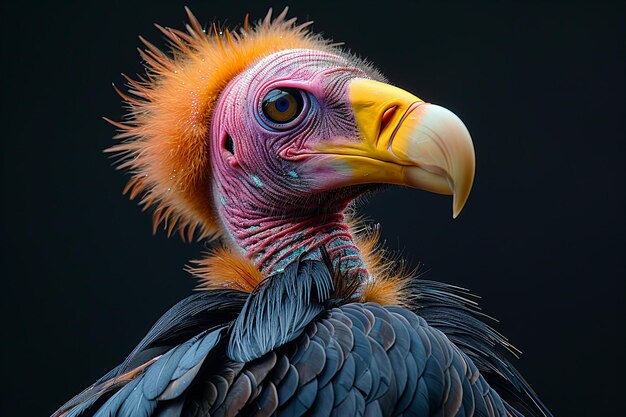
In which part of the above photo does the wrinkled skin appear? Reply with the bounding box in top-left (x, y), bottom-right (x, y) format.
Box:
top-left (210, 49), bottom-right (383, 276)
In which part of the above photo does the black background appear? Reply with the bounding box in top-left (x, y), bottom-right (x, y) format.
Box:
top-left (1, 1), bottom-right (623, 416)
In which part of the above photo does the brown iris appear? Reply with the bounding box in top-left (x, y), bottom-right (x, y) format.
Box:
top-left (261, 88), bottom-right (304, 125)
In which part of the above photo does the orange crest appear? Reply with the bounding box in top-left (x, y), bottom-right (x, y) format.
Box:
top-left (106, 8), bottom-right (335, 241)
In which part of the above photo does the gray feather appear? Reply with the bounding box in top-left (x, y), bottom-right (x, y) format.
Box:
top-left (228, 261), bottom-right (333, 362)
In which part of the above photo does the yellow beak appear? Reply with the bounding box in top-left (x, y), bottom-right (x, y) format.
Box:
top-left (316, 79), bottom-right (475, 218)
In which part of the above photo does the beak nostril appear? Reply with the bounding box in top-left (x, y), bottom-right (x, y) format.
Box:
top-left (380, 106), bottom-right (397, 133)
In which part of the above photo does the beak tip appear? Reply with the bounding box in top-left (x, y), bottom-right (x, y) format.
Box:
top-left (451, 182), bottom-right (472, 219)
top-left (452, 203), bottom-right (462, 219)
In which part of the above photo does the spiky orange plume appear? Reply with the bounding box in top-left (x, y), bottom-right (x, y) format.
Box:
top-left (190, 246), bottom-right (265, 292)
top-left (106, 7), bottom-right (335, 241)
top-left (351, 220), bottom-right (415, 306)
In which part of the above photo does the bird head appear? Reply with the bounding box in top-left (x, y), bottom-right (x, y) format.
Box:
top-left (109, 8), bottom-right (475, 293)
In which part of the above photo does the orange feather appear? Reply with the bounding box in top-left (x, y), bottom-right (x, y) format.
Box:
top-left (107, 8), bottom-right (335, 241)
top-left (351, 219), bottom-right (415, 306)
top-left (190, 246), bottom-right (265, 293)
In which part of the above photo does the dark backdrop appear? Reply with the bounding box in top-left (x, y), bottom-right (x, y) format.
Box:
top-left (1, 1), bottom-right (623, 416)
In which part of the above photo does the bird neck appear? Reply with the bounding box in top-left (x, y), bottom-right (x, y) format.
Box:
top-left (217, 201), bottom-right (368, 280)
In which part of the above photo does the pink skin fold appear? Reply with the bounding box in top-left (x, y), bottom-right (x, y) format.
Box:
top-left (209, 49), bottom-right (384, 277)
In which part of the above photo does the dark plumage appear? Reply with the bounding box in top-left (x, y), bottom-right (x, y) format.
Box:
top-left (53, 259), bottom-right (549, 416)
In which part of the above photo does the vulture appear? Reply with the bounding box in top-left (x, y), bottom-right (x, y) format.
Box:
top-left (53, 8), bottom-right (551, 417)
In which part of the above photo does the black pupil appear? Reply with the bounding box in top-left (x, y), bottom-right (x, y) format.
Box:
top-left (262, 88), bottom-right (304, 125)
top-left (276, 97), bottom-right (289, 112)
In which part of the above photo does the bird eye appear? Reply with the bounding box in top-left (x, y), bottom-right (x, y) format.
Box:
top-left (261, 88), bottom-right (305, 126)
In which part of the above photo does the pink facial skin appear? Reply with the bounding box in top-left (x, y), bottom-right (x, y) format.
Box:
top-left (209, 49), bottom-right (385, 277)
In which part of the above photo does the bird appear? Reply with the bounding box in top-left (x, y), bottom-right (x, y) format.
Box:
top-left (52, 7), bottom-right (551, 417)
